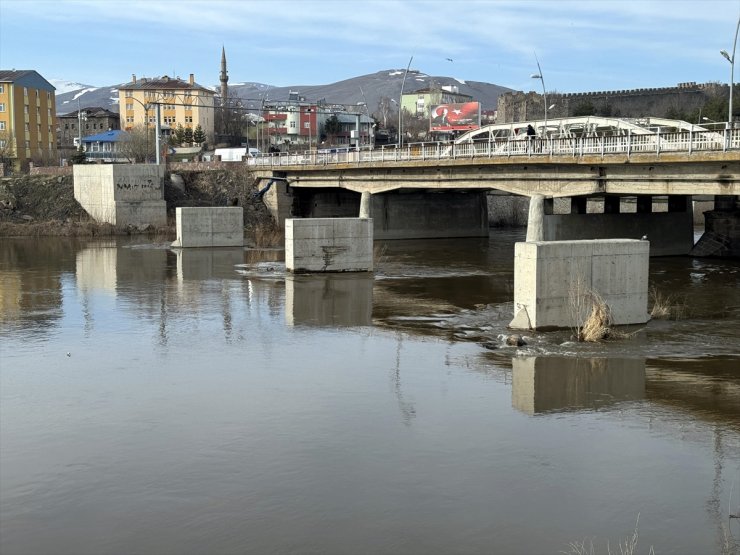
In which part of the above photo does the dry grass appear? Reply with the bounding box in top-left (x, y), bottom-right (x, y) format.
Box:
top-left (648, 286), bottom-right (688, 320)
top-left (0, 219), bottom-right (158, 237)
top-left (579, 291), bottom-right (613, 342)
top-left (374, 243), bottom-right (388, 270)
top-left (569, 274), bottom-right (632, 342)
top-left (563, 514), bottom-right (655, 555)
top-left (250, 221), bottom-right (284, 248)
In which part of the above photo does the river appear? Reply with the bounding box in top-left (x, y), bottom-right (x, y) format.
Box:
top-left (1, 230), bottom-right (739, 554)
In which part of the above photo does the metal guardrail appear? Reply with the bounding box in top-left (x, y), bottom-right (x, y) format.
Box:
top-left (247, 128), bottom-right (740, 168)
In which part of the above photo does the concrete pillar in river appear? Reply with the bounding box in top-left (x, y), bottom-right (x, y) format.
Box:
top-left (526, 194), bottom-right (545, 242)
top-left (359, 191), bottom-right (372, 218)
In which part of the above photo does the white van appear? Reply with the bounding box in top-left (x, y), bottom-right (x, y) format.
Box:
top-left (214, 147), bottom-right (261, 161)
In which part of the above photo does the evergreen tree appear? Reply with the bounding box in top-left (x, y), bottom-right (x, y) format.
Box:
top-left (174, 124), bottom-right (185, 146)
top-left (183, 126), bottom-right (194, 145)
top-left (70, 146), bottom-right (87, 165)
top-left (193, 124), bottom-right (206, 145)
top-left (323, 115), bottom-right (342, 143)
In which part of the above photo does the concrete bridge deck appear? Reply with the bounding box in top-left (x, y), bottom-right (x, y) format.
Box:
top-left (250, 128), bottom-right (740, 197)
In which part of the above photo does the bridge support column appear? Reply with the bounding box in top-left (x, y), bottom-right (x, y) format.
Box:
top-left (285, 217), bottom-right (373, 273)
top-left (691, 195), bottom-right (740, 258)
top-left (359, 191), bottom-right (372, 218)
top-left (526, 194), bottom-right (546, 242)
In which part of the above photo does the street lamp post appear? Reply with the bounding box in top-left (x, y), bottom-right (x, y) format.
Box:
top-left (76, 98), bottom-right (87, 154)
top-left (398, 55), bottom-right (413, 148)
top-left (720, 13), bottom-right (740, 126)
top-left (530, 53), bottom-right (548, 137)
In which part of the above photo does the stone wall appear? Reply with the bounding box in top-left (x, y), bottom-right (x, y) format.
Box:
top-left (497, 82), bottom-right (728, 123)
top-left (29, 165), bottom-right (73, 176)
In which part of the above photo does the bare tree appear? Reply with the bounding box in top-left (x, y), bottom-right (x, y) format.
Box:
top-left (118, 125), bottom-right (154, 163)
top-left (376, 96), bottom-right (395, 130)
top-left (0, 130), bottom-right (16, 169)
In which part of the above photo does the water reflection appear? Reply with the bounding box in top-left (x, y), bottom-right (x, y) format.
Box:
top-left (285, 273), bottom-right (373, 327)
top-left (2, 235), bottom-right (740, 555)
top-left (512, 356), bottom-right (646, 414)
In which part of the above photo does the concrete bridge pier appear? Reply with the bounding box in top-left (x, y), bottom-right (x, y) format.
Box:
top-left (359, 191), bottom-right (372, 218)
top-left (691, 195), bottom-right (740, 257)
top-left (525, 194), bottom-right (545, 242)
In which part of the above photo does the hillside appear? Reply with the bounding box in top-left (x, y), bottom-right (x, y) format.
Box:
top-left (55, 69), bottom-right (512, 116)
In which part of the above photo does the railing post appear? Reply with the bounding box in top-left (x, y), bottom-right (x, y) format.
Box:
top-left (627, 130), bottom-right (631, 158)
top-left (688, 128), bottom-right (692, 155)
top-left (656, 129), bottom-right (660, 155)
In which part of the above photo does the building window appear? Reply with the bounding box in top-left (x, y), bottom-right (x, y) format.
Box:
top-left (185, 116), bottom-right (193, 123)
top-left (125, 90), bottom-right (132, 97)
top-left (0, 121), bottom-right (4, 130)
top-left (289, 121), bottom-right (296, 129)
top-left (64, 123), bottom-right (69, 130)
top-left (24, 106), bottom-right (29, 114)
top-left (24, 87), bottom-right (28, 96)
top-left (0, 85), bottom-right (4, 93)
top-left (25, 140), bottom-right (30, 148)
top-left (47, 92), bottom-right (51, 101)
top-left (25, 123), bottom-right (29, 133)
top-left (0, 140), bottom-right (5, 148)
top-left (126, 116), bottom-right (134, 123)
top-left (0, 103), bottom-right (5, 112)
top-left (126, 103), bottom-right (133, 111)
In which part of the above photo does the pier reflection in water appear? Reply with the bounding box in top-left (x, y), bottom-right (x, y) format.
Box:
top-left (1, 234), bottom-right (739, 555)
top-left (285, 273), bottom-right (373, 327)
top-left (512, 356), bottom-right (646, 414)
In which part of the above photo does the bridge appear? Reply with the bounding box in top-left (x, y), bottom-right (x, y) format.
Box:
top-left (245, 117), bottom-right (740, 257)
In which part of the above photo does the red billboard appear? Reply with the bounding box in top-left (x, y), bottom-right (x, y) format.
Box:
top-left (430, 102), bottom-right (481, 131)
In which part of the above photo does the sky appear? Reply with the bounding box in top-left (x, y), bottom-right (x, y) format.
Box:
top-left (1, 0), bottom-right (739, 94)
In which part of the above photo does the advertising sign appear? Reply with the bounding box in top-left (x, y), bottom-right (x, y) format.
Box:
top-left (430, 102), bottom-right (481, 131)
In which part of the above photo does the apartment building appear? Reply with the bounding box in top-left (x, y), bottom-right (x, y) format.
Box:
top-left (0, 70), bottom-right (57, 172)
top-left (264, 92), bottom-right (374, 149)
top-left (118, 74), bottom-right (215, 142)
top-left (57, 107), bottom-right (120, 159)
top-left (400, 85), bottom-right (473, 118)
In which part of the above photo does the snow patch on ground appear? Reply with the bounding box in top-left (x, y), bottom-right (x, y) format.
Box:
top-left (454, 78), bottom-right (467, 84)
top-left (388, 71), bottom-right (403, 76)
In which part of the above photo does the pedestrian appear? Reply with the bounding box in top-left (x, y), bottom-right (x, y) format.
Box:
top-left (526, 124), bottom-right (536, 137)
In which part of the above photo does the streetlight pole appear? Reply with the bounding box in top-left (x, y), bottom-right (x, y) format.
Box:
top-left (720, 13), bottom-right (740, 126)
top-left (530, 53), bottom-right (548, 137)
top-left (76, 98), bottom-right (87, 153)
top-left (398, 55), bottom-right (413, 148)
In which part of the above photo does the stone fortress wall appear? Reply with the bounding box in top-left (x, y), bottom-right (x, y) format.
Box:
top-left (497, 82), bottom-right (729, 123)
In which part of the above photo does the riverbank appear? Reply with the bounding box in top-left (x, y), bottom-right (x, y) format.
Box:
top-left (0, 170), bottom-right (276, 242)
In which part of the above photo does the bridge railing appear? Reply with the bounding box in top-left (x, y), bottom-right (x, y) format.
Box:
top-left (248, 127), bottom-right (740, 168)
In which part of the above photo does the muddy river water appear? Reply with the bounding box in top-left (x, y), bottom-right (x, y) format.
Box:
top-left (1, 230), bottom-right (739, 554)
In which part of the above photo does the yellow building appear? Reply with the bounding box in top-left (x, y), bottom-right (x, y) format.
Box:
top-left (118, 74), bottom-right (215, 142)
top-left (0, 70), bottom-right (57, 172)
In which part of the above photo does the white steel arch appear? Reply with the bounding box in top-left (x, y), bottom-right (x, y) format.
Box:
top-left (455, 116), bottom-right (709, 143)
